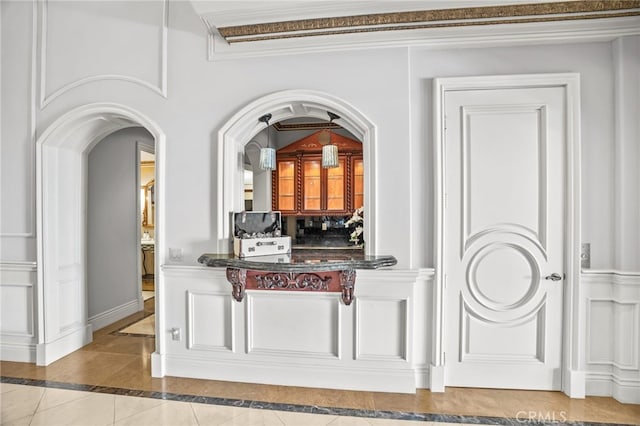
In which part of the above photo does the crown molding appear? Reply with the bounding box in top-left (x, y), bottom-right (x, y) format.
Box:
top-left (200, 1), bottom-right (640, 61)
top-left (216, 1), bottom-right (640, 43)
top-left (195, 1), bottom-right (567, 28)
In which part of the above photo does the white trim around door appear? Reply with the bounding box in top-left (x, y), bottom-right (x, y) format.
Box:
top-left (432, 73), bottom-right (582, 397)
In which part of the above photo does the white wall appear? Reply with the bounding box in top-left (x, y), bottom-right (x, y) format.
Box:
top-left (87, 127), bottom-right (153, 327)
top-left (613, 36), bottom-right (640, 272)
top-left (409, 42), bottom-right (618, 270)
top-left (1, 1), bottom-right (36, 262)
top-left (0, 0), bottom-right (638, 398)
top-left (2, 1), bottom-right (637, 270)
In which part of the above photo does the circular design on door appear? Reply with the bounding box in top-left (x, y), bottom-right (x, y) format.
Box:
top-left (466, 243), bottom-right (540, 311)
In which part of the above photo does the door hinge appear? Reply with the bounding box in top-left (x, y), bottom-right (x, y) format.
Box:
top-left (443, 352), bottom-right (446, 365)
top-left (444, 115), bottom-right (448, 131)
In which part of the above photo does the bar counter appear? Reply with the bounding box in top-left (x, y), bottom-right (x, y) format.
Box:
top-left (198, 250), bottom-right (397, 305)
top-left (197, 250), bottom-right (396, 272)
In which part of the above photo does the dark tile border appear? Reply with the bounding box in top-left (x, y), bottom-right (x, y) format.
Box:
top-left (0, 376), bottom-right (634, 426)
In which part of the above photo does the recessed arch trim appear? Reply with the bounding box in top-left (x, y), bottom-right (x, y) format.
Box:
top-left (217, 89), bottom-right (377, 253)
top-left (35, 102), bottom-right (166, 366)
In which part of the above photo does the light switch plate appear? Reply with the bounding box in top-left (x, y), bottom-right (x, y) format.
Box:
top-left (581, 243), bottom-right (590, 269)
top-left (169, 248), bottom-right (183, 262)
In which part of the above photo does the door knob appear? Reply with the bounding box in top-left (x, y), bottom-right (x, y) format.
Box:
top-left (545, 273), bottom-right (563, 281)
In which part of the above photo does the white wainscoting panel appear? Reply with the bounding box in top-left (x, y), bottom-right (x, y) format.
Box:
top-left (614, 302), bottom-right (639, 370)
top-left (247, 292), bottom-right (340, 359)
top-left (356, 298), bottom-right (407, 361)
top-left (159, 266), bottom-right (420, 393)
top-left (0, 262), bottom-right (37, 362)
top-left (1, 284), bottom-right (34, 336)
top-left (587, 300), bottom-right (615, 363)
top-left (461, 302), bottom-right (545, 364)
top-left (582, 271), bottom-right (640, 403)
top-left (188, 291), bottom-right (232, 352)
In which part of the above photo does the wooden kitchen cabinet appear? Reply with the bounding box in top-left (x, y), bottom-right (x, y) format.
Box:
top-left (272, 130), bottom-right (362, 215)
top-left (326, 158), bottom-right (345, 211)
top-left (276, 159), bottom-right (296, 212)
top-left (352, 157), bottom-right (364, 210)
top-left (303, 158), bottom-right (322, 211)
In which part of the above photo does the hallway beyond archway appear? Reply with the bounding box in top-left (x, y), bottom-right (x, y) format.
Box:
top-left (36, 104), bottom-right (165, 366)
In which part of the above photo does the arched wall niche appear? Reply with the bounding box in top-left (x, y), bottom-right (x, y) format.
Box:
top-left (217, 89), bottom-right (377, 253)
top-left (36, 103), bottom-right (166, 365)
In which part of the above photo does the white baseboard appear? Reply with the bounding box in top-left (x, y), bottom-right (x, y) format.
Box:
top-left (151, 352), bottom-right (165, 377)
top-left (89, 299), bottom-right (140, 331)
top-left (613, 378), bottom-right (640, 404)
top-left (429, 364), bottom-right (445, 392)
top-left (162, 354), bottom-right (416, 393)
top-left (36, 324), bottom-right (92, 366)
top-left (0, 342), bottom-right (36, 363)
top-left (414, 366), bottom-right (430, 389)
top-left (587, 372), bottom-right (640, 404)
top-left (563, 369), bottom-right (586, 398)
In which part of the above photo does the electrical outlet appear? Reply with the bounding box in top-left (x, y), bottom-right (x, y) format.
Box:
top-left (581, 243), bottom-right (590, 269)
top-left (170, 327), bottom-right (181, 341)
top-left (169, 248), bottom-right (183, 262)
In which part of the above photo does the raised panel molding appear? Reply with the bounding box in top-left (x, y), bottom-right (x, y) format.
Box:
top-left (0, 262), bottom-right (37, 362)
top-left (0, 262), bottom-right (37, 337)
top-left (157, 265), bottom-right (421, 393)
top-left (246, 292), bottom-right (340, 359)
top-left (459, 295), bottom-right (547, 364)
top-left (187, 291), bottom-right (233, 352)
top-left (356, 298), bottom-right (408, 361)
top-left (37, 0), bottom-right (168, 108)
top-left (465, 242), bottom-right (541, 312)
top-left (0, 1), bottom-right (37, 238)
top-left (586, 298), bottom-right (639, 370)
top-left (461, 104), bottom-right (548, 259)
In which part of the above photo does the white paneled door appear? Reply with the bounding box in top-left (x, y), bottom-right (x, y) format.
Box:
top-left (444, 86), bottom-right (566, 390)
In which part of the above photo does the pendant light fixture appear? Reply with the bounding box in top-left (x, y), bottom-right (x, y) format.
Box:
top-left (322, 111), bottom-right (340, 168)
top-left (258, 113), bottom-right (275, 171)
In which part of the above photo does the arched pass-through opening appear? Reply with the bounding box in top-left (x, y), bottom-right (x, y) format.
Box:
top-left (218, 89), bottom-right (377, 253)
top-left (35, 103), bottom-right (166, 366)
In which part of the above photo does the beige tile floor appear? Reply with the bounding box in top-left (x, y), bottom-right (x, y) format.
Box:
top-left (3, 382), bottom-right (470, 426)
top-left (1, 298), bottom-right (639, 425)
top-left (119, 314), bottom-right (155, 336)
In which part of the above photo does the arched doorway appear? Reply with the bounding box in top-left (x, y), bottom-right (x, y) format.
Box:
top-left (35, 103), bottom-right (166, 366)
top-left (217, 89), bottom-right (377, 253)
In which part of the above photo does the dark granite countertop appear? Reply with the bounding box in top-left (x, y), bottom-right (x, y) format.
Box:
top-left (197, 250), bottom-right (397, 272)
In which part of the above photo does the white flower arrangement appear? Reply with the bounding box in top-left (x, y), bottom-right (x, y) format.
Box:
top-left (345, 206), bottom-right (364, 246)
